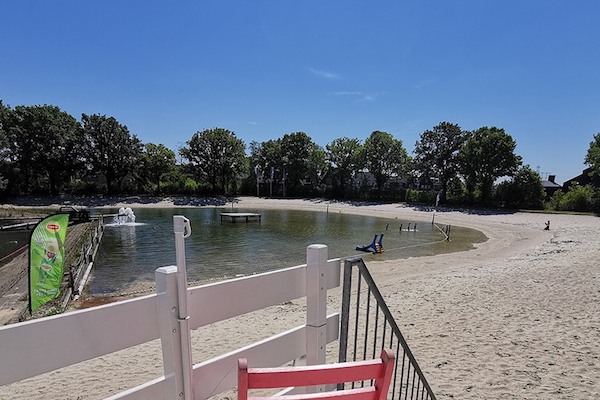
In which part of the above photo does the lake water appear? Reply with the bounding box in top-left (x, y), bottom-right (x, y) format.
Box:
top-left (0, 230), bottom-right (31, 258)
top-left (89, 207), bottom-right (487, 294)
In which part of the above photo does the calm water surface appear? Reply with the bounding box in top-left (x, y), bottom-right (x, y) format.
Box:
top-left (0, 230), bottom-right (30, 258)
top-left (90, 208), bottom-right (486, 294)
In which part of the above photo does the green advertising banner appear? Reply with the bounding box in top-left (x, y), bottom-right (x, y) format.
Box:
top-left (29, 214), bottom-right (69, 312)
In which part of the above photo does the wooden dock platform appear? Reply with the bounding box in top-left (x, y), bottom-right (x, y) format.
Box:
top-left (220, 213), bottom-right (261, 223)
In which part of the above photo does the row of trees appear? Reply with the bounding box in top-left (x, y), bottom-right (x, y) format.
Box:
top-left (2, 100), bottom-right (599, 211)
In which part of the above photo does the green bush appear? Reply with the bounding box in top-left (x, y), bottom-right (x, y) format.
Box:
top-left (69, 178), bottom-right (101, 195)
top-left (182, 178), bottom-right (199, 194)
top-left (546, 190), bottom-right (563, 210)
top-left (405, 189), bottom-right (436, 205)
top-left (557, 184), bottom-right (594, 212)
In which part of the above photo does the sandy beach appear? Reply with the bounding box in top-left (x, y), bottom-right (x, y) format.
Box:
top-left (1, 197), bottom-right (599, 399)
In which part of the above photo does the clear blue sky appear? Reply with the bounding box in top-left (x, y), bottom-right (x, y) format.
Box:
top-left (2, 1), bottom-right (599, 184)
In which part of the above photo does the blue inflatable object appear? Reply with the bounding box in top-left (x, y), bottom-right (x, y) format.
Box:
top-left (356, 233), bottom-right (384, 254)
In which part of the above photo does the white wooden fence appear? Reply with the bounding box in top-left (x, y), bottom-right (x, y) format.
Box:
top-left (0, 216), bottom-right (341, 400)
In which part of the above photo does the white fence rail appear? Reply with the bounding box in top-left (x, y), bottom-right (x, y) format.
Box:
top-left (0, 237), bottom-right (341, 400)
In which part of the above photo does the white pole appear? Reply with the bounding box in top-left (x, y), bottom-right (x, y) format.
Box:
top-left (155, 265), bottom-right (183, 397)
top-left (306, 244), bottom-right (328, 393)
top-left (174, 216), bottom-right (191, 317)
top-left (173, 216), bottom-right (193, 400)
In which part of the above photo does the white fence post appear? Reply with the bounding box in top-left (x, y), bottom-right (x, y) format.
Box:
top-left (154, 216), bottom-right (194, 400)
top-left (306, 244), bottom-right (328, 393)
top-left (155, 266), bottom-right (186, 398)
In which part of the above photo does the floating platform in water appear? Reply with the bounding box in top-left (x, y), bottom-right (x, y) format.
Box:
top-left (220, 213), bottom-right (262, 223)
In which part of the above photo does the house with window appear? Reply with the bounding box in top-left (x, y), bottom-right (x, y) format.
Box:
top-left (542, 174), bottom-right (562, 197)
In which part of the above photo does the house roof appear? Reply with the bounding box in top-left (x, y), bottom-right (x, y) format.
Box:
top-left (563, 167), bottom-right (600, 189)
top-left (542, 180), bottom-right (561, 189)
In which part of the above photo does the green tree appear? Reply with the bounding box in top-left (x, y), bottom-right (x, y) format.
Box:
top-left (460, 126), bottom-right (522, 204)
top-left (0, 101), bottom-right (11, 192)
top-left (363, 131), bottom-right (409, 197)
top-left (280, 132), bottom-right (319, 196)
top-left (326, 137), bottom-right (363, 198)
top-left (250, 139), bottom-right (284, 196)
top-left (0, 100), bottom-right (8, 140)
top-left (496, 165), bottom-right (545, 209)
top-left (413, 122), bottom-right (468, 204)
top-left (142, 143), bottom-right (176, 193)
top-left (308, 144), bottom-right (327, 192)
top-left (4, 105), bottom-right (82, 195)
top-left (81, 113), bottom-right (143, 194)
top-left (584, 133), bottom-right (600, 177)
top-left (248, 140), bottom-right (263, 182)
top-left (180, 128), bottom-right (246, 195)
top-left (250, 140), bottom-right (276, 183)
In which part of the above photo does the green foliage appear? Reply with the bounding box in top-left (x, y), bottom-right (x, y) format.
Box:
top-left (280, 132), bottom-right (320, 196)
top-left (250, 134), bottom-right (324, 197)
top-left (155, 166), bottom-right (192, 195)
top-left (180, 128), bottom-right (246, 195)
top-left (495, 165), bottom-right (545, 209)
top-left (446, 177), bottom-right (469, 204)
top-left (326, 137), bottom-right (363, 198)
top-left (363, 131), bottom-right (409, 198)
top-left (142, 143), bottom-right (176, 194)
top-left (460, 126), bottom-right (521, 204)
top-left (250, 139), bottom-right (283, 189)
top-left (81, 113), bottom-right (143, 194)
top-left (413, 122), bottom-right (468, 204)
top-left (546, 189), bottom-right (563, 210)
top-left (308, 144), bottom-right (327, 188)
top-left (5, 98), bottom-right (597, 208)
top-left (183, 177), bottom-right (199, 194)
top-left (250, 139), bottom-right (280, 188)
top-left (585, 133), bottom-right (600, 176)
top-left (405, 189), bottom-right (436, 204)
top-left (69, 178), bottom-right (101, 195)
top-left (3, 104), bottom-right (82, 195)
top-left (0, 101), bottom-right (11, 194)
top-left (547, 183), bottom-right (596, 212)
top-left (561, 185), bottom-right (594, 212)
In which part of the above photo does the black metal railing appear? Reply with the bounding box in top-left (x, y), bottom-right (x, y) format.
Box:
top-left (338, 257), bottom-right (437, 400)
